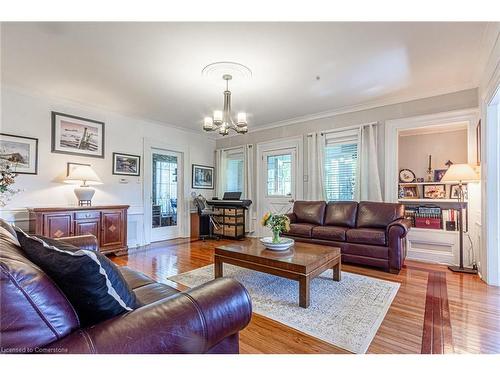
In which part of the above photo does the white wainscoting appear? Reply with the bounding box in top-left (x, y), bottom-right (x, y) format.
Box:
top-left (406, 228), bottom-right (460, 265)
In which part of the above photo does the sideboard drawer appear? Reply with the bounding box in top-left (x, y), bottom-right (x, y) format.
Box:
top-left (74, 211), bottom-right (101, 220)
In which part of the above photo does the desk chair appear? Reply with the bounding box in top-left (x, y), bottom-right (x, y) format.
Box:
top-left (193, 195), bottom-right (220, 240)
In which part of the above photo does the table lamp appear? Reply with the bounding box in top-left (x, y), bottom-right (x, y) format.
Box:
top-left (64, 165), bottom-right (102, 206)
top-left (441, 163), bottom-right (479, 274)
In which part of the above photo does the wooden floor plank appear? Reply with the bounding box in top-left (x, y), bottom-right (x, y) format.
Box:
top-left (110, 238), bottom-right (500, 354)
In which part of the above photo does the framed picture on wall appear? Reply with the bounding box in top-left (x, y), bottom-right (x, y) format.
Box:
top-left (423, 184), bottom-right (446, 199)
top-left (51, 112), bottom-right (105, 158)
top-left (0, 133), bottom-right (38, 174)
top-left (112, 152), bottom-right (141, 176)
top-left (402, 186), bottom-right (419, 199)
top-left (192, 164), bottom-right (214, 189)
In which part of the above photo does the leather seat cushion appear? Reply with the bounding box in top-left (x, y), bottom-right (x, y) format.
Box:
top-left (119, 266), bottom-right (156, 290)
top-left (287, 223), bottom-right (316, 238)
top-left (324, 202), bottom-right (358, 227)
top-left (346, 228), bottom-right (387, 246)
top-left (357, 202), bottom-right (404, 228)
top-left (311, 226), bottom-right (347, 241)
top-left (293, 201), bottom-right (326, 225)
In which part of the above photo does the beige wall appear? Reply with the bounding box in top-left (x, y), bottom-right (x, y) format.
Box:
top-left (216, 88), bottom-right (478, 198)
top-left (398, 129), bottom-right (468, 180)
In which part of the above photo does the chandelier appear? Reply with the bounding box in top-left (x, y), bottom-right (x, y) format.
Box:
top-left (203, 74), bottom-right (248, 136)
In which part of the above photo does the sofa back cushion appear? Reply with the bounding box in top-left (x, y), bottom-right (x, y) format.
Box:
top-left (324, 201), bottom-right (358, 227)
top-left (14, 228), bottom-right (139, 327)
top-left (293, 201), bottom-right (326, 225)
top-left (356, 201), bottom-right (404, 228)
top-left (0, 229), bottom-right (79, 350)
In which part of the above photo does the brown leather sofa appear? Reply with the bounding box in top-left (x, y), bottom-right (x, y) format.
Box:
top-left (0, 233), bottom-right (252, 354)
top-left (284, 201), bottom-right (411, 273)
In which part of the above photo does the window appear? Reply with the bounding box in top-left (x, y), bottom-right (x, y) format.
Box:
top-left (224, 150), bottom-right (244, 192)
top-left (267, 153), bottom-right (292, 196)
top-left (323, 130), bottom-right (359, 201)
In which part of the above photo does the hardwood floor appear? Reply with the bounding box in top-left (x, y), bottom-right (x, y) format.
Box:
top-left (110, 238), bottom-right (500, 354)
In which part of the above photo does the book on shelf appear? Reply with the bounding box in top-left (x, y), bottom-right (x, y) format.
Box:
top-left (403, 205), bottom-right (466, 231)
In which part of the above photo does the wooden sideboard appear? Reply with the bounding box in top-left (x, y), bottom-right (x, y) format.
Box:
top-left (28, 205), bottom-right (129, 256)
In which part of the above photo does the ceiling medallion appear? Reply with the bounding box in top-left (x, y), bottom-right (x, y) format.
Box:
top-left (202, 62), bottom-right (251, 136)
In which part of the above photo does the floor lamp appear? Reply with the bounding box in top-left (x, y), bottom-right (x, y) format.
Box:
top-left (441, 164), bottom-right (479, 274)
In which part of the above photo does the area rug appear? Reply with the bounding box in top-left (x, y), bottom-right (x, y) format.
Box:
top-left (169, 264), bottom-right (400, 353)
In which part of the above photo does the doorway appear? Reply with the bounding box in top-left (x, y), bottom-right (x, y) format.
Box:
top-left (256, 137), bottom-right (303, 237)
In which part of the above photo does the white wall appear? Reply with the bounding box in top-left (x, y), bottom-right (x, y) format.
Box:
top-left (0, 86), bottom-right (216, 247)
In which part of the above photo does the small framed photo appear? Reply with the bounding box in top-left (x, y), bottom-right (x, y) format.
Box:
top-left (51, 112), bottom-right (105, 158)
top-left (450, 184), bottom-right (468, 200)
top-left (0, 133), bottom-right (38, 174)
top-left (192, 164), bottom-right (214, 189)
top-left (423, 184), bottom-right (446, 199)
top-left (433, 169), bottom-right (447, 182)
top-left (402, 186), bottom-right (419, 199)
top-left (112, 152), bottom-right (141, 176)
top-left (66, 162), bottom-right (90, 176)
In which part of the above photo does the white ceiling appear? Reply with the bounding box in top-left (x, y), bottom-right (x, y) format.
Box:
top-left (0, 22), bottom-right (494, 134)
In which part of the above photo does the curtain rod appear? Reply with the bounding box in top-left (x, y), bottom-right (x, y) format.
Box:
top-left (319, 121), bottom-right (379, 136)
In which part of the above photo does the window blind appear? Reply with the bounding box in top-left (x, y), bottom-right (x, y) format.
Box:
top-left (323, 130), bottom-right (359, 201)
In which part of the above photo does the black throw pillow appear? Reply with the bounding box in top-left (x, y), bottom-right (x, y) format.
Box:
top-left (14, 228), bottom-right (139, 327)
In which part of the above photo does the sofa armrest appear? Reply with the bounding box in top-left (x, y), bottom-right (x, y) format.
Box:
top-left (45, 277), bottom-right (252, 354)
top-left (56, 235), bottom-right (99, 251)
top-left (387, 218), bottom-right (412, 237)
top-left (286, 213), bottom-right (297, 224)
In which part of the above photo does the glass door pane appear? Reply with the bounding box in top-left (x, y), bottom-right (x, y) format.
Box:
top-left (266, 153), bottom-right (292, 196)
top-left (152, 152), bottom-right (178, 228)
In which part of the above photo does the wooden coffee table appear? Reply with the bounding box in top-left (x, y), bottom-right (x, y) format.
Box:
top-left (214, 238), bottom-right (341, 308)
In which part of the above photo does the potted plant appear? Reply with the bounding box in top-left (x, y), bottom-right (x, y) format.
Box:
top-left (260, 212), bottom-right (291, 244)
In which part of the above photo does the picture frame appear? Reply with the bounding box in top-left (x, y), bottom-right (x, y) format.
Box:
top-left (423, 184), bottom-right (446, 199)
top-left (192, 164), bottom-right (214, 189)
top-left (0, 133), bottom-right (38, 174)
top-left (433, 169), bottom-right (447, 182)
top-left (402, 186), bottom-right (419, 199)
top-left (399, 168), bottom-right (416, 183)
top-left (112, 152), bottom-right (141, 176)
top-left (66, 162), bottom-right (90, 177)
top-left (450, 184), bottom-right (468, 200)
top-left (51, 112), bottom-right (105, 158)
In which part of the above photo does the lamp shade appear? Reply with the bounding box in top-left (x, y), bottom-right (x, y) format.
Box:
top-left (441, 163), bottom-right (479, 183)
top-left (65, 165), bottom-right (102, 185)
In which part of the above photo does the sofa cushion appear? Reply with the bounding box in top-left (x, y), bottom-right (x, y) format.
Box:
top-left (346, 228), bottom-right (387, 246)
top-left (14, 228), bottom-right (139, 327)
top-left (324, 202), bottom-right (358, 227)
top-left (356, 202), bottom-right (404, 228)
top-left (286, 223), bottom-right (316, 237)
top-left (311, 226), bottom-right (347, 241)
top-left (293, 201), bottom-right (326, 225)
top-left (0, 233), bottom-right (80, 350)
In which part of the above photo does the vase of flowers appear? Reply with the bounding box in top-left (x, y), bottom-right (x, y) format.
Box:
top-left (260, 212), bottom-right (291, 243)
top-left (0, 163), bottom-right (20, 207)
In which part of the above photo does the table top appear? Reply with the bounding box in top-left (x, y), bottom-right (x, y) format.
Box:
top-left (215, 238), bottom-right (340, 274)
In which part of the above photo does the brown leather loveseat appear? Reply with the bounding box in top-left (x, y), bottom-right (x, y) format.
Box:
top-left (284, 201), bottom-right (411, 273)
top-left (0, 233), bottom-right (252, 354)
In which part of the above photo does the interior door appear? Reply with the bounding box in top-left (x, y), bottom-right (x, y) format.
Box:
top-left (260, 148), bottom-right (297, 236)
top-left (151, 148), bottom-right (182, 242)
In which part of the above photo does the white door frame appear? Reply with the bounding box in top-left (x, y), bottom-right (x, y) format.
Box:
top-left (256, 136), bottom-right (304, 237)
top-left (384, 108), bottom-right (479, 202)
top-left (143, 138), bottom-right (190, 244)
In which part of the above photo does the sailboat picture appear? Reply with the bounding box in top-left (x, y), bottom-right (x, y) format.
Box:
top-left (51, 112), bottom-right (105, 158)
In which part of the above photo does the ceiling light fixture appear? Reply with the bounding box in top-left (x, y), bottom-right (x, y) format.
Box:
top-left (203, 74), bottom-right (248, 136)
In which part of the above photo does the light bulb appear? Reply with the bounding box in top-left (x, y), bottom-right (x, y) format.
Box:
top-left (213, 110), bottom-right (223, 124)
top-left (203, 117), bottom-right (214, 131)
top-left (237, 112), bottom-right (247, 125)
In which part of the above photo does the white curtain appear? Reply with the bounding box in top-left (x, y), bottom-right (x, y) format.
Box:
top-left (306, 132), bottom-right (326, 200)
top-left (214, 149), bottom-right (225, 198)
top-left (244, 144), bottom-right (255, 233)
top-left (359, 123), bottom-right (383, 201)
